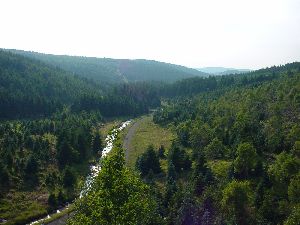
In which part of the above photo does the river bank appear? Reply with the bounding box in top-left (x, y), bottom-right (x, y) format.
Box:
top-left (27, 120), bottom-right (131, 225)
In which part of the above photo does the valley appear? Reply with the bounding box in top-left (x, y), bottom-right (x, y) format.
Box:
top-left (0, 49), bottom-right (299, 225)
top-left (1, 0), bottom-right (299, 224)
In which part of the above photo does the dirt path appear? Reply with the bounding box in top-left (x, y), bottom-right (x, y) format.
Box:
top-left (123, 118), bottom-right (143, 162)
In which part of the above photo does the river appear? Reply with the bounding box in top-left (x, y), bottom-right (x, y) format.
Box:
top-left (28, 120), bottom-right (131, 225)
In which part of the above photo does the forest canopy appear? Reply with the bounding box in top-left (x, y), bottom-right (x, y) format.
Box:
top-left (0, 49), bottom-right (300, 225)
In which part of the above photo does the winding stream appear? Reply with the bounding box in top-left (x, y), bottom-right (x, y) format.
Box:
top-left (29, 120), bottom-right (131, 225)
top-left (80, 120), bottom-right (131, 198)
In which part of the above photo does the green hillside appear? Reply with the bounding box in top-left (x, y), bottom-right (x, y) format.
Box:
top-left (151, 63), bottom-right (300, 225)
top-left (0, 51), bottom-right (160, 224)
top-left (6, 49), bottom-right (208, 83)
top-left (0, 50), bottom-right (161, 119)
top-left (1, 49), bottom-right (300, 225)
top-left (0, 50), bottom-right (102, 118)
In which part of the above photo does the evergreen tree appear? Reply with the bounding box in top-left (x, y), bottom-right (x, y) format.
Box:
top-left (168, 142), bottom-right (191, 172)
top-left (92, 132), bottom-right (102, 156)
top-left (222, 180), bottom-right (253, 224)
top-left (158, 145), bottom-right (165, 158)
top-left (234, 142), bottom-right (259, 178)
top-left (63, 166), bottom-right (77, 189)
top-left (68, 147), bottom-right (161, 225)
top-left (136, 145), bottom-right (161, 177)
top-left (48, 193), bottom-right (57, 209)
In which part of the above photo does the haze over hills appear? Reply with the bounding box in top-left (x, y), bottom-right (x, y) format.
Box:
top-left (197, 67), bottom-right (251, 75)
top-left (0, 50), bottom-right (161, 119)
top-left (6, 49), bottom-right (208, 84)
top-left (1, 47), bottom-right (300, 225)
top-left (1, 0), bottom-right (299, 224)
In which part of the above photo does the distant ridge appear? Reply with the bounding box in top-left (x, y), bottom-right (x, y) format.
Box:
top-left (5, 49), bottom-right (209, 83)
top-left (196, 67), bottom-right (251, 75)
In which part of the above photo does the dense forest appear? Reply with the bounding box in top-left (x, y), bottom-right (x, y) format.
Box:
top-left (150, 63), bottom-right (300, 224)
top-left (0, 50), bottom-right (161, 119)
top-left (69, 62), bottom-right (300, 225)
top-left (0, 50), bottom-right (160, 224)
top-left (5, 49), bottom-right (208, 84)
top-left (0, 49), bottom-right (299, 224)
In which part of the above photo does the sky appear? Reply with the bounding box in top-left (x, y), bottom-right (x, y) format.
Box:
top-left (0, 0), bottom-right (299, 69)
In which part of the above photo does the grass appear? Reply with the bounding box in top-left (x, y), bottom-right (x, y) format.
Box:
top-left (35, 204), bottom-right (74, 225)
top-left (0, 191), bottom-right (47, 225)
top-left (125, 115), bottom-right (175, 168)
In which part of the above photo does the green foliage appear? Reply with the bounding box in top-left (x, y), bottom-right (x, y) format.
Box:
top-left (68, 147), bottom-right (160, 225)
top-left (158, 145), bottom-right (165, 158)
top-left (192, 153), bottom-right (208, 195)
top-left (136, 145), bottom-right (161, 177)
top-left (48, 193), bottom-right (57, 209)
top-left (167, 187), bottom-right (201, 225)
top-left (207, 160), bottom-right (232, 181)
top-left (189, 123), bottom-right (213, 150)
top-left (288, 173), bottom-right (300, 204)
top-left (284, 204), bottom-right (300, 225)
top-left (204, 138), bottom-right (225, 160)
top-left (63, 167), bottom-right (77, 189)
top-left (153, 63), bottom-right (300, 224)
top-left (165, 162), bottom-right (178, 205)
top-left (0, 110), bottom-right (102, 224)
top-left (234, 142), bottom-right (259, 178)
top-left (92, 132), bottom-right (102, 155)
top-left (168, 142), bottom-right (191, 172)
top-left (0, 50), bottom-right (100, 118)
top-left (176, 121), bottom-right (191, 147)
top-left (0, 50), bottom-right (160, 119)
top-left (222, 180), bottom-right (253, 224)
top-left (1, 51), bottom-right (300, 224)
top-left (268, 152), bottom-right (300, 184)
top-left (167, 162), bottom-right (177, 181)
top-left (0, 163), bottom-right (10, 190)
top-left (292, 141), bottom-right (300, 158)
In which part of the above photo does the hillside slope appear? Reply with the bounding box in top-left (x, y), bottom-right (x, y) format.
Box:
top-left (152, 63), bottom-right (300, 224)
top-left (0, 50), bottom-right (102, 118)
top-left (0, 50), bottom-right (163, 119)
top-left (7, 49), bottom-right (208, 83)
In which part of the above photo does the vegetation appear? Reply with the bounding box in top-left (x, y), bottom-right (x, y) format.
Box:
top-left (150, 63), bottom-right (300, 224)
top-left (124, 115), bottom-right (175, 168)
top-left (0, 109), bottom-right (102, 223)
top-left (7, 49), bottom-right (208, 84)
top-left (0, 50), bottom-right (159, 224)
top-left (67, 146), bottom-right (161, 225)
top-left (1, 49), bottom-right (300, 224)
top-left (136, 145), bottom-right (161, 177)
top-left (0, 50), bottom-right (161, 119)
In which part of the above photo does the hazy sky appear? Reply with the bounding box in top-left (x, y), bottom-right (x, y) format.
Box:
top-left (0, 0), bottom-right (299, 69)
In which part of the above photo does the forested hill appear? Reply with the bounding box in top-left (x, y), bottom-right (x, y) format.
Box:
top-left (1, 48), bottom-right (300, 225)
top-left (197, 67), bottom-right (251, 75)
top-left (6, 49), bottom-right (208, 84)
top-left (160, 62), bottom-right (300, 97)
top-left (150, 63), bottom-right (300, 225)
top-left (0, 50), bottom-right (161, 119)
top-left (0, 50), bottom-right (102, 118)
top-left (64, 62), bottom-right (300, 225)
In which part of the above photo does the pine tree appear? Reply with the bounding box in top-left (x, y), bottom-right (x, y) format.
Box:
top-left (92, 132), bottom-right (102, 156)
